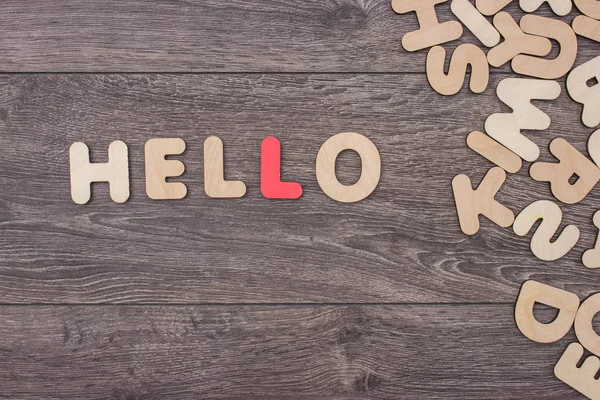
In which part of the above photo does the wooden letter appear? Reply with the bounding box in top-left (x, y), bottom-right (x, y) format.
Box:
top-left (466, 131), bottom-right (522, 173)
top-left (70, 140), bottom-right (129, 205)
top-left (145, 138), bottom-right (187, 200)
top-left (475, 0), bottom-right (513, 15)
top-left (573, 15), bottom-right (600, 43)
top-left (555, 343), bottom-right (600, 400)
top-left (316, 132), bottom-right (381, 203)
top-left (583, 211), bottom-right (600, 269)
top-left (520, 0), bottom-right (572, 15)
top-left (530, 138), bottom-right (600, 204)
top-left (391, 0), bottom-right (463, 52)
top-left (575, 293), bottom-right (600, 357)
top-left (588, 128), bottom-right (600, 167)
top-left (574, 0), bottom-right (600, 19)
top-left (488, 12), bottom-right (552, 68)
top-left (426, 44), bottom-right (489, 95)
top-left (513, 200), bottom-right (580, 261)
top-left (512, 15), bottom-right (577, 79)
top-left (485, 78), bottom-right (560, 162)
top-left (515, 280), bottom-right (580, 343)
top-left (451, 0), bottom-right (500, 47)
top-left (452, 167), bottom-right (514, 235)
top-left (567, 56), bottom-right (600, 128)
top-left (204, 136), bottom-right (246, 199)
top-left (261, 137), bottom-right (302, 199)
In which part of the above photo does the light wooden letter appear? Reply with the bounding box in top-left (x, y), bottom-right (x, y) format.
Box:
top-left (573, 15), bottom-right (600, 43)
top-left (426, 44), bottom-right (489, 95)
top-left (574, 0), bottom-right (600, 19)
top-left (575, 293), bottom-right (600, 357)
top-left (145, 138), bottom-right (187, 200)
top-left (70, 140), bottom-right (129, 205)
top-left (466, 131), bottom-right (522, 173)
top-left (583, 210), bottom-right (600, 269)
top-left (567, 55), bottom-right (600, 128)
top-left (513, 200), bottom-right (580, 261)
top-left (475, 0), bottom-right (513, 15)
top-left (485, 78), bottom-right (560, 162)
top-left (555, 343), bottom-right (600, 400)
top-left (512, 15), bottom-right (577, 79)
top-left (451, 0), bottom-right (500, 47)
top-left (588, 128), bottom-right (600, 167)
top-left (204, 136), bottom-right (246, 198)
top-left (452, 167), bottom-right (514, 235)
top-left (316, 132), bottom-right (381, 203)
top-left (520, 0), bottom-right (572, 15)
top-left (391, 0), bottom-right (463, 52)
top-left (530, 138), bottom-right (600, 204)
top-left (515, 280), bottom-right (580, 343)
top-left (488, 12), bottom-right (552, 68)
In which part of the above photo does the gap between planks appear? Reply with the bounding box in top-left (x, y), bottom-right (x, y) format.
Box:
top-left (0, 71), bottom-right (523, 75)
top-left (0, 302), bottom-right (514, 307)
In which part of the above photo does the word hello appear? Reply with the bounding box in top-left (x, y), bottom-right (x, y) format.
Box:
top-left (69, 133), bottom-right (381, 204)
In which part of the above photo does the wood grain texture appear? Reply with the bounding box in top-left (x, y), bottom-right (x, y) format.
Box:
top-left (0, 0), bottom-right (596, 72)
top-left (2, 1), bottom-right (599, 396)
top-left (0, 74), bottom-right (598, 304)
top-left (0, 304), bottom-right (592, 399)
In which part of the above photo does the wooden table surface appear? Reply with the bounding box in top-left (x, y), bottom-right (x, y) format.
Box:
top-left (0, 1), bottom-right (598, 398)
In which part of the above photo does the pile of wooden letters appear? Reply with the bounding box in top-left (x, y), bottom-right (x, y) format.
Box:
top-left (393, 0), bottom-right (599, 398)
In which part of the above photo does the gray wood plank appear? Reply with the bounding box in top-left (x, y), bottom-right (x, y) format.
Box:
top-left (0, 73), bottom-right (597, 304)
top-left (0, 304), bottom-right (589, 399)
top-left (0, 0), bottom-right (595, 72)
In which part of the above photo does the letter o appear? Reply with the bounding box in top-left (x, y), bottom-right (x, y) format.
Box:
top-left (316, 132), bottom-right (381, 203)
